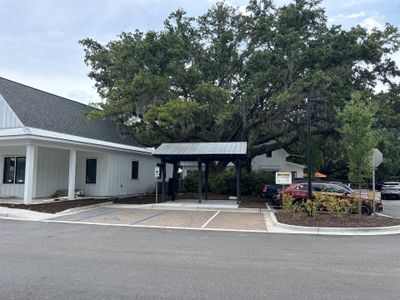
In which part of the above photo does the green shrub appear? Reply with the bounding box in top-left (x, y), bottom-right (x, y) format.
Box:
top-left (282, 194), bottom-right (302, 214)
top-left (209, 170), bottom-right (237, 195)
top-left (182, 173), bottom-right (199, 192)
top-left (208, 170), bottom-right (275, 195)
top-left (282, 193), bottom-right (363, 217)
top-left (314, 193), bottom-right (362, 216)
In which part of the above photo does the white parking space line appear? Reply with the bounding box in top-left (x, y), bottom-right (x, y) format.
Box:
top-left (201, 210), bottom-right (220, 228)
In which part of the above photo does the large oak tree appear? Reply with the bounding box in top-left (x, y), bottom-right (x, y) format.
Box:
top-left (80, 0), bottom-right (400, 175)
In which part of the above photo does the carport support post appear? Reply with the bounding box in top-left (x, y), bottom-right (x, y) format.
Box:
top-left (236, 159), bottom-right (241, 204)
top-left (68, 150), bottom-right (77, 200)
top-left (204, 162), bottom-right (209, 201)
top-left (198, 159), bottom-right (202, 203)
top-left (172, 162), bottom-right (178, 201)
top-left (161, 159), bottom-right (166, 202)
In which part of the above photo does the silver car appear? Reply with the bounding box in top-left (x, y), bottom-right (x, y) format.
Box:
top-left (381, 182), bottom-right (400, 200)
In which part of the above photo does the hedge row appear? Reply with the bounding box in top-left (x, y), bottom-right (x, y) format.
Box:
top-left (182, 170), bottom-right (275, 195)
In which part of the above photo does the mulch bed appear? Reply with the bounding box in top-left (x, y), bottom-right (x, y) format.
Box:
top-left (275, 211), bottom-right (400, 227)
top-left (113, 194), bottom-right (163, 204)
top-left (0, 198), bottom-right (112, 214)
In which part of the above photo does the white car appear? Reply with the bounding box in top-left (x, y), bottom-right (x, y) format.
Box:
top-left (381, 182), bottom-right (400, 200)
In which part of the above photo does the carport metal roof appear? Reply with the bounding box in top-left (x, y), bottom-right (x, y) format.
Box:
top-left (153, 142), bottom-right (247, 161)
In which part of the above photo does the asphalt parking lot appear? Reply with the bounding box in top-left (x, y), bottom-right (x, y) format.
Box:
top-left (50, 205), bottom-right (268, 232)
top-left (382, 199), bottom-right (400, 218)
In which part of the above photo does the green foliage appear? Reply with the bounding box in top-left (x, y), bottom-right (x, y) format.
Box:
top-left (209, 171), bottom-right (237, 195)
top-left (282, 194), bottom-right (303, 214)
top-left (339, 91), bottom-right (377, 184)
top-left (304, 199), bottom-right (320, 217)
top-left (314, 193), bottom-right (358, 216)
top-left (182, 173), bottom-right (199, 192)
top-left (208, 170), bottom-right (275, 195)
top-left (282, 193), bottom-right (361, 217)
top-left (80, 0), bottom-right (400, 177)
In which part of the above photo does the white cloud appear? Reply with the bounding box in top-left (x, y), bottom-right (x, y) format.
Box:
top-left (330, 10), bottom-right (366, 22)
top-left (360, 16), bottom-right (384, 30)
top-left (347, 11), bottom-right (366, 19)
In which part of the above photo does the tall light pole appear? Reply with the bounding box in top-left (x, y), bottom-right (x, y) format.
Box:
top-left (305, 97), bottom-right (328, 200)
top-left (306, 97), bottom-right (312, 200)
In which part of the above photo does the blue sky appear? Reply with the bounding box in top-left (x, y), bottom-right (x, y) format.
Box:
top-left (0, 0), bottom-right (399, 104)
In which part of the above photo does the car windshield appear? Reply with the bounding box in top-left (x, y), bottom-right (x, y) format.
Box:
top-left (383, 182), bottom-right (400, 186)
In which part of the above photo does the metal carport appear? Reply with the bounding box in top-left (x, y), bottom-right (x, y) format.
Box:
top-left (153, 142), bottom-right (247, 204)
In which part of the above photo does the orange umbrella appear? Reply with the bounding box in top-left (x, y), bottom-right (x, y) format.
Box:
top-left (304, 172), bottom-right (327, 178)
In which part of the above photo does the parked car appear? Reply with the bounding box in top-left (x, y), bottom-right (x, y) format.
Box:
top-left (280, 181), bottom-right (382, 215)
top-left (380, 182), bottom-right (400, 200)
top-left (261, 184), bottom-right (282, 202)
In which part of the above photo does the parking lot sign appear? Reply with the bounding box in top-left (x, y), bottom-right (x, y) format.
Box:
top-left (276, 172), bottom-right (292, 185)
top-left (155, 166), bottom-right (160, 178)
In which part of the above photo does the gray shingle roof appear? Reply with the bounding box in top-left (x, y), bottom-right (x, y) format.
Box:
top-left (153, 142), bottom-right (247, 156)
top-left (0, 77), bottom-right (141, 147)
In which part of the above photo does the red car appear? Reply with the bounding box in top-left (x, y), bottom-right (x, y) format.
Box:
top-left (281, 181), bottom-right (382, 215)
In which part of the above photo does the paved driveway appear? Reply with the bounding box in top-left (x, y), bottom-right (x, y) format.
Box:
top-left (382, 200), bottom-right (400, 218)
top-left (50, 205), bottom-right (268, 232)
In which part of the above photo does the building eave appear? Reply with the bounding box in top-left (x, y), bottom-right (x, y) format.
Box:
top-left (0, 127), bottom-right (153, 155)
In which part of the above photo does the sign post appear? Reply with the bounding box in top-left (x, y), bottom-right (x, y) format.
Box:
top-left (154, 166), bottom-right (160, 203)
top-left (371, 149), bottom-right (383, 214)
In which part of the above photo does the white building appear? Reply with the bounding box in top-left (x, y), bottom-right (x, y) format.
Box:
top-left (181, 148), bottom-right (305, 178)
top-left (250, 149), bottom-right (305, 178)
top-left (0, 77), bottom-right (161, 204)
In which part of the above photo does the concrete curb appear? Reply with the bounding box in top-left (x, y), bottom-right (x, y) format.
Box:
top-left (0, 201), bottom-right (114, 221)
top-left (0, 207), bottom-right (53, 221)
top-left (266, 211), bottom-right (400, 236)
top-left (50, 201), bottom-right (114, 218)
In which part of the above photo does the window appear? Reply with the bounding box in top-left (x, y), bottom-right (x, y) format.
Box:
top-left (295, 184), bottom-right (308, 190)
top-left (324, 184), bottom-right (346, 194)
top-left (131, 161), bottom-right (139, 180)
top-left (86, 159), bottom-right (97, 184)
top-left (312, 184), bottom-right (322, 192)
top-left (15, 157), bottom-right (26, 183)
top-left (3, 157), bottom-right (25, 184)
top-left (265, 151), bottom-right (272, 157)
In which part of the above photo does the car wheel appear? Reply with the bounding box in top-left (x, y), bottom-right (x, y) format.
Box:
top-left (361, 203), bottom-right (373, 216)
top-left (381, 194), bottom-right (386, 200)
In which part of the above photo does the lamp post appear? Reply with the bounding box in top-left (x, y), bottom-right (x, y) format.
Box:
top-left (305, 97), bottom-right (328, 200)
top-left (306, 97), bottom-right (312, 200)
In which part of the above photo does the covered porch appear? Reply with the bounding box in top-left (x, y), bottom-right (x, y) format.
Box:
top-left (0, 129), bottom-right (113, 204)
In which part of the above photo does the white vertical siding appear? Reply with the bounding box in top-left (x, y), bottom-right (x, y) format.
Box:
top-left (0, 144), bottom-right (163, 199)
top-left (35, 147), bottom-right (69, 198)
top-left (105, 152), bottom-right (160, 196)
top-left (0, 94), bottom-right (23, 129)
top-left (251, 149), bottom-right (288, 171)
top-left (75, 151), bottom-right (108, 197)
top-left (0, 146), bottom-right (26, 198)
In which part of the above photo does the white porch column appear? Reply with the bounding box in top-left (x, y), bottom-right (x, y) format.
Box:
top-left (23, 144), bottom-right (36, 205)
top-left (68, 150), bottom-right (77, 200)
